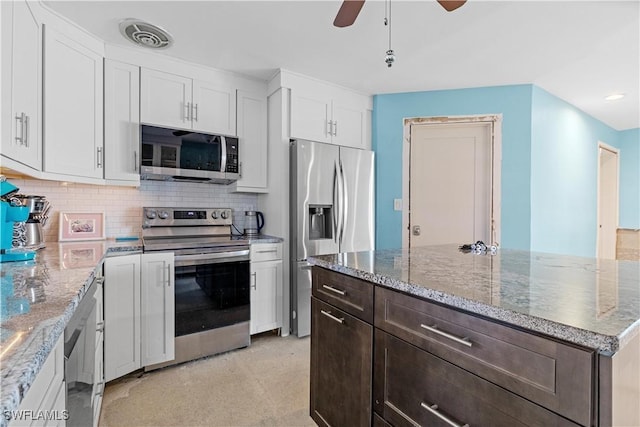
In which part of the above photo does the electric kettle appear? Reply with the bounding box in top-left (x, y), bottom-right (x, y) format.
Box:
top-left (244, 211), bottom-right (264, 236)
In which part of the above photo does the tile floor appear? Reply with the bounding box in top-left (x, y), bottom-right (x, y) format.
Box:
top-left (99, 332), bottom-right (315, 427)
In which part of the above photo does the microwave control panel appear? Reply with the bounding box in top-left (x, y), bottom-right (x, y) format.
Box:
top-left (226, 139), bottom-right (239, 173)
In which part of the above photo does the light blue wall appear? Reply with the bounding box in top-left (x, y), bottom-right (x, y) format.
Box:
top-left (373, 85), bottom-right (533, 250)
top-left (619, 128), bottom-right (640, 229)
top-left (530, 86), bottom-right (621, 257)
top-left (373, 84), bottom-right (639, 256)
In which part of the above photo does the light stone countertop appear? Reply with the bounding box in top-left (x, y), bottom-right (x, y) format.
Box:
top-left (308, 245), bottom-right (640, 355)
top-left (0, 240), bottom-right (141, 427)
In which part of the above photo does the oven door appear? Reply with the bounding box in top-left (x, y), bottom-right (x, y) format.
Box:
top-left (173, 248), bottom-right (250, 337)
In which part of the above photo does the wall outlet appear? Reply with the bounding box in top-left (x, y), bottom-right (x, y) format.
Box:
top-left (393, 199), bottom-right (403, 211)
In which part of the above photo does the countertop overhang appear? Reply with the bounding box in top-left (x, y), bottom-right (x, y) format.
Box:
top-left (308, 245), bottom-right (640, 355)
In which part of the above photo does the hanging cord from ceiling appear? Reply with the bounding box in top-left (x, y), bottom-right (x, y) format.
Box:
top-left (384, 0), bottom-right (395, 67)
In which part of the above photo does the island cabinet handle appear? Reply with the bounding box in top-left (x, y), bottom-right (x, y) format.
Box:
top-left (320, 310), bottom-right (344, 324)
top-left (420, 323), bottom-right (472, 348)
top-left (421, 403), bottom-right (469, 427)
top-left (322, 284), bottom-right (346, 296)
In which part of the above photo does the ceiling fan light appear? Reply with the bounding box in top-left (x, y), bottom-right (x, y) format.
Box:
top-left (604, 93), bottom-right (625, 101)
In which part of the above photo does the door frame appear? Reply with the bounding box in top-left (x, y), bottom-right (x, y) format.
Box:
top-left (402, 115), bottom-right (502, 248)
top-left (596, 141), bottom-right (620, 259)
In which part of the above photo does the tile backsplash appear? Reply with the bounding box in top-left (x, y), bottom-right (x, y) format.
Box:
top-left (9, 179), bottom-right (258, 243)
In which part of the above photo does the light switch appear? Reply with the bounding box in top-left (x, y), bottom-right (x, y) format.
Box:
top-left (393, 199), bottom-right (403, 211)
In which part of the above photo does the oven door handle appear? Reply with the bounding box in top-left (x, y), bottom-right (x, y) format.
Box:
top-left (174, 250), bottom-right (250, 266)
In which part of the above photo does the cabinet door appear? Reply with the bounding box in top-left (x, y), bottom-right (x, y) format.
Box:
top-left (140, 68), bottom-right (192, 129)
top-left (104, 59), bottom-right (140, 184)
top-left (141, 252), bottom-right (175, 367)
top-left (192, 79), bottom-right (236, 135)
top-left (290, 91), bottom-right (331, 143)
top-left (250, 259), bottom-right (283, 334)
top-left (104, 254), bottom-right (141, 382)
top-left (331, 101), bottom-right (367, 149)
top-left (2, 1), bottom-right (41, 170)
top-left (43, 26), bottom-right (103, 178)
top-left (235, 89), bottom-right (267, 191)
top-left (310, 297), bottom-right (372, 427)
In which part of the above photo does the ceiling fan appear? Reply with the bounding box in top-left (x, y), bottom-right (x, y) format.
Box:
top-left (333, 0), bottom-right (467, 27)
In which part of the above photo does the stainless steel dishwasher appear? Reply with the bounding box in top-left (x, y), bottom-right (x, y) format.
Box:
top-left (64, 274), bottom-right (104, 427)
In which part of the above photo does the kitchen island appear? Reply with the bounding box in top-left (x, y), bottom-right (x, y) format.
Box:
top-left (308, 245), bottom-right (640, 427)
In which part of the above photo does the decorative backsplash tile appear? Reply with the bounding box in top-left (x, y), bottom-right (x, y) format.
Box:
top-left (9, 179), bottom-right (258, 243)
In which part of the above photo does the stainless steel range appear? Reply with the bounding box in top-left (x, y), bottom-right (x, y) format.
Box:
top-left (142, 207), bottom-right (250, 369)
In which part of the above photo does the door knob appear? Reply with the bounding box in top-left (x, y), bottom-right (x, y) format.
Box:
top-left (412, 225), bottom-right (421, 236)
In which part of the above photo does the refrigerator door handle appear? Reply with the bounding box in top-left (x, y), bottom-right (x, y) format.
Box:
top-left (333, 161), bottom-right (340, 243)
top-left (339, 158), bottom-right (347, 246)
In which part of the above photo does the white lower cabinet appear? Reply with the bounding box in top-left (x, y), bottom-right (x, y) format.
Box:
top-left (249, 243), bottom-right (283, 335)
top-left (104, 253), bottom-right (174, 382)
top-left (10, 336), bottom-right (65, 427)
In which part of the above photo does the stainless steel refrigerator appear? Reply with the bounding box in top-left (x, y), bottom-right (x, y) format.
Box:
top-left (290, 139), bottom-right (375, 337)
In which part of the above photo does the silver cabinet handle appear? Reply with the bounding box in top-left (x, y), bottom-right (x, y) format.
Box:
top-left (96, 382), bottom-right (105, 398)
top-left (251, 272), bottom-right (257, 289)
top-left (134, 150), bottom-right (138, 173)
top-left (322, 284), bottom-right (346, 296)
top-left (166, 264), bottom-right (171, 287)
top-left (96, 321), bottom-right (104, 333)
top-left (420, 324), bottom-right (472, 347)
top-left (192, 103), bottom-right (198, 122)
top-left (332, 120), bottom-right (338, 136)
top-left (326, 120), bottom-right (332, 137)
top-left (97, 147), bottom-right (103, 168)
top-left (23, 115), bottom-right (29, 147)
top-left (184, 102), bottom-right (191, 121)
top-left (421, 403), bottom-right (468, 427)
top-left (15, 113), bottom-right (25, 144)
top-left (320, 310), bottom-right (344, 324)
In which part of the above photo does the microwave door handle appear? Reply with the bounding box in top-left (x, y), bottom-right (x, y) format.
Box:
top-left (220, 136), bottom-right (227, 172)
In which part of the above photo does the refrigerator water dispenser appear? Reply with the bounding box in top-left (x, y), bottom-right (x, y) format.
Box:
top-left (309, 205), bottom-right (332, 240)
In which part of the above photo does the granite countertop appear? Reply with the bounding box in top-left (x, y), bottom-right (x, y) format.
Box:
top-left (0, 240), bottom-right (141, 425)
top-left (308, 245), bottom-right (640, 355)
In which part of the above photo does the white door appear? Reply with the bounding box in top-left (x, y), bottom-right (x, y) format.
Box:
top-left (43, 27), bottom-right (103, 178)
top-left (235, 89), bottom-right (267, 191)
top-left (140, 68), bottom-right (192, 129)
top-left (104, 60), bottom-right (140, 183)
top-left (141, 252), bottom-right (175, 367)
top-left (104, 254), bottom-right (141, 382)
top-left (409, 123), bottom-right (493, 247)
top-left (192, 80), bottom-right (236, 135)
top-left (290, 91), bottom-right (331, 143)
top-left (597, 143), bottom-right (619, 259)
top-left (250, 260), bottom-right (283, 334)
top-left (3, 1), bottom-right (41, 170)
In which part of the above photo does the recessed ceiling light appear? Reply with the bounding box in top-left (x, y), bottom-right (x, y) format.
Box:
top-left (604, 93), bottom-right (625, 101)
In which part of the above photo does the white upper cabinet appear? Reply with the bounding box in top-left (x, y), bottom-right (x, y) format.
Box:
top-left (192, 79), bottom-right (236, 136)
top-left (104, 59), bottom-right (140, 185)
top-left (140, 68), bottom-right (192, 130)
top-left (43, 25), bottom-right (103, 179)
top-left (232, 89), bottom-right (268, 192)
top-left (287, 73), bottom-right (372, 150)
top-left (141, 68), bottom-right (237, 136)
top-left (1, 1), bottom-right (42, 170)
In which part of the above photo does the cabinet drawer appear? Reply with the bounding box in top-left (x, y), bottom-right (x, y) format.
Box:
top-left (374, 330), bottom-right (580, 427)
top-left (375, 287), bottom-right (594, 426)
top-left (250, 243), bottom-right (282, 262)
top-left (312, 267), bottom-right (373, 322)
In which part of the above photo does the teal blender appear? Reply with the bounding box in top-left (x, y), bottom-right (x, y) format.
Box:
top-left (0, 175), bottom-right (35, 262)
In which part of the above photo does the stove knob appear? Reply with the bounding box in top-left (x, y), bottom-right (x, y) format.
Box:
top-left (158, 210), bottom-right (170, 220)
top-left (221, 210), bottom-right (229, 219)
top-left (211, 211), bottom-right (219, 219)
top-left (145, 210), bottom-right (157, 219)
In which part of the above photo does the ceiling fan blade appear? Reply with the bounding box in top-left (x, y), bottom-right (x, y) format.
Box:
top-left (436, 0), bottom-right (467, 12)
top-left (333, 0), bottom-right (366, 28)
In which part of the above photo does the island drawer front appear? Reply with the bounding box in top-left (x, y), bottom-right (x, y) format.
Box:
top-left (375, 287), bottom-right (594, 426)
top-left (312, 267), bottom-right (374, 322)
top-left (374, 330), bottom-right (582, 427)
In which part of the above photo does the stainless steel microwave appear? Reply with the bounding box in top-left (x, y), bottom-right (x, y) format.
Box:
top-left (140, 125), bottom-right (239, 184)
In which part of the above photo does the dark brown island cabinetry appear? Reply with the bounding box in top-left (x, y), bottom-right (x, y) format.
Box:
top-left (310, 267), bottom-right (598, 427)
top-left (310, 267), bottom-right (374, 427)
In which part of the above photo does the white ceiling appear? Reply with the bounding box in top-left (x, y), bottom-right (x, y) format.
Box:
top-left (44, 0), bottom-right (640, 131)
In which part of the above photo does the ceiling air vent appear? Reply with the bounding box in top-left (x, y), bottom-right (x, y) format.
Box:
top-left (119, 19), bottom-right (173, 49)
